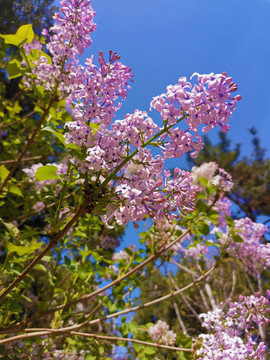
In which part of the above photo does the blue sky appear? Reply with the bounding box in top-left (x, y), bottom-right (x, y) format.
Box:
top-left (53, 0), bottom-right (270, 245)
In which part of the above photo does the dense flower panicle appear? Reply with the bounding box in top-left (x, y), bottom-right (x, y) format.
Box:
top-left (99, 236), bottom-right (120, 251)
top-left (229, 218), bottom-right (270, 274)
top-left (191, 162), bottom-right (233, 192)
top-left (45, 0), bottom-right (96, 60)
top-left (151, 73), bottom-right (241, 158)
top-left (211, 167), bottom-right (233, 192)
top-left (148, 320), bottom-right (176, 346)
top-left (211, 216), bottom-right (269, 274)
top-left (24, 0), bottom-right (97, 92)
top-left (111, 110), bottom-right (158, 147)
top-left (214, 196), bottom-right (232, 228)
top-left (24, 1), bottom-right (240, 230)
top-left (102, 164), bottom-right (197, 227)
top-left (197, 292), bottom-right (270, 360)
top-left (64, 53), bottom-right (133, 128)
top-left (191, 162), bottom-right (218, 183)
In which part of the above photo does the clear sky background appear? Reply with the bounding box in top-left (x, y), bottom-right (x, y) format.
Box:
top-left (53, 0), bottom-right (270, 245)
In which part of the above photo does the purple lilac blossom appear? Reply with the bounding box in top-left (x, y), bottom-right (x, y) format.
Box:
top-left (197, 292), bottom-right (270, 360)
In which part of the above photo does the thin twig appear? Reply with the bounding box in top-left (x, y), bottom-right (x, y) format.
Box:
top-left (0, 156), bottom-right (43, 165)
top-left (46, 228), bottom-right (192, 313)
top-left (167, 273), bottom-right (189, 336)
top-left (0, 266), bottom-right (215, 337)
top-left (169, 273), bottom-right (202, 323)
top-left (171, 259), bottom-right (210, 311)
top-left (0, 110), bottom-right (36, 130)
top-left (0, 200), bottom-right (89, 300)
top-left (69, 331), bottom-right (193, 352)
top-left (171, 259), bottom-right (198, 277)
top-left (76, 266), bottom-right (215, 327)
top-left (0, 100), bottom-right (55, 195)
top-left (222, 269), bottom-right (236, 308)
top-left (0, 329), bottom-right (192, 352)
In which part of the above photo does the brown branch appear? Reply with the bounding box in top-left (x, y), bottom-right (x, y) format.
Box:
top-left (0, 200), bottom-right (89, 300)
top-left (0, 267), bottom-right (215, 343)
top-left (85, 266), bottom-right (215, 327)
top-left (0, 329), bottom-right (192, 352)
top-left (168, 273), bottom-right (202, 323)
top-left (222, 269), bottom-right (236, 308)
top-left (69, 331), bottom-right (193, 352)
top-left (0, 110), bottom-right (36, 130)
top-left (0, 156), bottom-right (43, 165)
top-left (0, 100), bottom-right (54, 195)
top-left (0, 265), bottom-right (215, 345)
top-left (17, 193), bottom-right (72, 223)
top-left (167, 274), bottom-right (189, 336)
top-left (0, 228), bottom-right (192, 332)
top-left (47, 228), bottom-right (192, 313)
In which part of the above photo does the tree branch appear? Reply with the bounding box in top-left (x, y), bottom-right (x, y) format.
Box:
top-left (0, 329), bottom-right (192, 352)
top-left (0, 156), bottom-right (43, 165)
top-left (46, 228), bottom-right (192, 313)
top-left (0, 99), bottom-right (55, 195)
top-left (0, 199), bottom-right (89, 300)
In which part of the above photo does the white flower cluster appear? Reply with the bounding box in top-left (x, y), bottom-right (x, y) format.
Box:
top-left (148, 320), bottom-right (176, 346)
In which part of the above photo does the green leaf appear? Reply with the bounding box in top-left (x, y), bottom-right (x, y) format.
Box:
top-left (42, 126), bottom-right (80, 150)
top-left (207, 210), bottom-right (219, 224)
top-left (35, 165), bottom-right (59, 181)
top-left (0, 165), bottom-right (9, 181)
top-left (85, 355), bottom-right (96, 360)
top-left (9, 302), bottom-right (22, 313)
top-left (144, 346), bottom-right (156, 355)
top-left (198, 223), bottom-right (210, 236)
top-left (8, 184), bottom-right (23, 197)
top-left (130, 321), bottom-right (139, 334)
top-left (196, 199), bottom-right (207, 212)
top-left (225, 214), bottom-right (234, 227)
top-left (197, 177), bottom-right (209, 187)
top-left (6, 241), bottom-right (43, 256)
top-left (0, 24), bottom-right (34, 46)
top-left (90, 122), bottom-right (100, 135)
top-left (7, 59), bottom-right (23, 79)
top-left (16, 24), bottom-right (34, 44)
top-left (0, 218), bottom-right (20, 238)
top-left (34, 264), bottom-right (47, 272)
top-left (98, 346), bottom-right (104, 355)
top-left (0, 34), bottom-right (25, 46)
top-left (21, 229), bottom-right (40, 240)
top-left (27, 49), bottom-right (52, 67)
top-left (205, 240), bottom-right (219, 247)
top-left (232, 233), bottom-right (244, 243)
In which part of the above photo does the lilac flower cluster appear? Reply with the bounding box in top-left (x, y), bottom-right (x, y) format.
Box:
top-left (148, 320), bottom-right (176, 346)
top-left (151, 73), bottom-right (241, 158)
top-left (191, 162), bottom-right (218, 183)
top-left (102, 165), bottom-right (197, 227)
top-left (214, 196), bottom-right (232, 228)
top-left (99, 235), bottom-right (120, 251)
top-left (23, 0), bottom-right (97, 92)
top-left (25, 1), bottom-right (240, 228)
top-left (191, 162), bottom-right (233, 193)
top-left (197, 292), bottom-right (270, 360)
top-left (229, 218), bottom-right (270, 274)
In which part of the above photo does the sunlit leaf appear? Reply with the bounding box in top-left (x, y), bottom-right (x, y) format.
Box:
top-left (35, 165), bottom-right (59, 181)
top-left (0, 24), bottom-right (34, 46)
